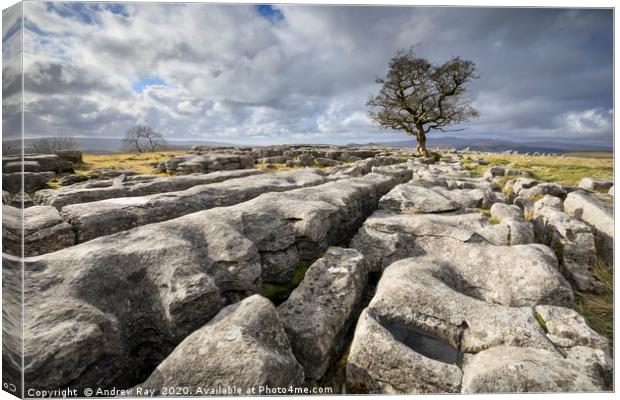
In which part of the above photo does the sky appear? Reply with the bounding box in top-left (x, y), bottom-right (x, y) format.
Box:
top-left (2, 2), bottom-right (614, 146)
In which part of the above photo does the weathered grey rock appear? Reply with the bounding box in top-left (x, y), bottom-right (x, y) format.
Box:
top-left (2, 154), bottom-right (73, 173)
top-left (278, 247), bottom-right (366, 379)
top-left (164, 153), bottom-right (255, 175)
top-left (138, 295), bottom-right (304, 394)
top-left (433, 186), bottom-right (496, 209)
top-left (347, 308), bottom-right (463, 394)
top-left (58, 174), bottom-right (89, 186)
top-left (35, 169), bottom-right (264, 209)
top-left (23, 173), bottom-right (400, 389)
top-left (285, 159), bottom-right (302, 167)
top-left (331, 156), bottom-right (405, 177)
top-left (261, 155), bottom-right (287, 164)
top-left (315, 157), bottom-right (340, 167)
top-left (519, 182), bottom-right (566, 199)
top-left (2, 254), bottom-right (23, 393)
top-left (4, 161), bottom-right (41, 173)
top-left (260, 247), bottom-right (300, 283)
top-left (461, 346), bottom-right (610, 393)
top-left (2, 190), bottom-right (11, 204)
top-left (533, 202), bottom-right (600, 292)
top-left (378, 184), bottom-right (460, 213)
top-left (88, 168), bottom-right (137, 179)
top-left (10, 191), bottom-right (33, 208)
top-left (534, 305), bottom-right (608, 349)
top-left (564, 190), bottom-right (613, 265)
top-left (578, 177), bottom-right (613, 192)
top-left (299, 153), bottom-right (315, 166)
top-left (490, 203), bottom-right (522, 222)
top-left (504, 168), bottom-right (532, 177)
top-left (347, 249), bottom-right (571, 394)
top-left (509, 177), bottom-right (538, 194)
top-left (3, 205), bottom-right (74, 256)
top-left (351, 211), bottom-right (553, 275)
top-left (500, 218), bottom-right (535, 245)
top-left (2, 171), bottom-right (55, 193)
top-left (488, 165), bottom-right (506, 177)
top-left (60, 169), bottom-right (326, 244)
top-left (534, 194), bottom-right (563, 210)
top-left (513, 197), bottom-right (535, 222)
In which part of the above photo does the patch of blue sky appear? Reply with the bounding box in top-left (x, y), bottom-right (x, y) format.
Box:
top-left (255, 5), bottom-right (284, 22)
top-left (132, 77), bottom-right (166, 93)
top-left (45, 2), bottom-right (128, 24)
top-left (24, 18), bottom-right (50, 36)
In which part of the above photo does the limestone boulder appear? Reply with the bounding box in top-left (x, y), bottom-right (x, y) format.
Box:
top-left (138, 295), bottom-right (304, 394)
top-left (534, 305), bottom-right (608, 349)
top-left (378, 184), bottom-right (460, 213)
top-left (564, 190), bottom-right (613, 265)
top-left (3, 205), bottom-right (74, 256)
top-left (278, 247), bottom-right (367, 379)
top-left (2, 172), bottom-right (55, 193)
top-left (533, 202), bottom-right (601, 292)
top-left (461, 346), bottom-right (611, 393)
top-left (578, 177), bottom-right (613, 192)
top-left (490, 203), bottom-right (522, 222)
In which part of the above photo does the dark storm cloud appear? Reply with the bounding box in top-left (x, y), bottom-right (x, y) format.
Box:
top-left (19, 3), bottom-right (613, 145)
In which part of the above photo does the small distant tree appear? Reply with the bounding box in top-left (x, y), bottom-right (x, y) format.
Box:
top-left (122, 125), bottom-right (167, 153)
top-left (27, 135), bottom-right (77, 154)
top-left (367, 48), bottom-right (480, 156)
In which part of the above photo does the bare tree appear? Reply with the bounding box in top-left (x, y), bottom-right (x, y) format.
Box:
top-left (27, 135), bottom-right (77, 154)
top-left (122, 126), bottom-right (167, 153)
top-left (367, 49), bottom-right (479, 156)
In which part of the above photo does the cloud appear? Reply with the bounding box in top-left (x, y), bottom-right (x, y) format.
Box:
top-left (561, 108), bottom-right (613, 136)
top-left (11, 3), bottom-right (613, 146)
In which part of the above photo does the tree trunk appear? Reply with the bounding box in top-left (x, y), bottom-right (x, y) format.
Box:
top-left (416, 127), bottom-right (430, 157)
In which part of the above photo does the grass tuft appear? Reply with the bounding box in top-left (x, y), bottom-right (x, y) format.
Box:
top-left (535, 312), bottom-right (548, 333)
top-left (573, 260), bottom-right (613, 352)
top-left (78, 151), bottom-right (186, 176)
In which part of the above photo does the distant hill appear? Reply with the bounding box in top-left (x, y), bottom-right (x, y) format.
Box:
top-left (356, 136), bottom-right (613, 154)
top-left (10, 137), bottom-right (235, 154)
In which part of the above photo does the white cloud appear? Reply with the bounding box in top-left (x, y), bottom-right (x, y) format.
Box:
top-left (562, 108), bottom-right (612, 136)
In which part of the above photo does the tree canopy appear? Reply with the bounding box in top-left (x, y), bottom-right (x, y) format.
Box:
top-left (122, 125), bottom-right (168, 153)
top-left (367, 49), bottom-right (479, 156)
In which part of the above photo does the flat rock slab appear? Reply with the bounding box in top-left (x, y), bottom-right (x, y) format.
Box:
top-left (351, 211), bottom-right (536, 272)
top-left (278, 247), bottom-right (367, 379)
top-left (138, 295), bottom-right (303, 394)
top-left (378, 183), bottom-right (460, 213)
top-left (59, 169), bottom-right (326, 245)
top-left (34, 169), bottom-right (264, 209)
top-left (3, 205), bottom-right (74, 256)
top-left (461, 346), bottom-right (611, 393)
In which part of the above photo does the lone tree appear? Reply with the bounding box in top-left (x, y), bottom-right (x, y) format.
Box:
top-left (122, 125), bottom-right (167, 153)
top-left (367, 49), bottom-right (479, 156)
